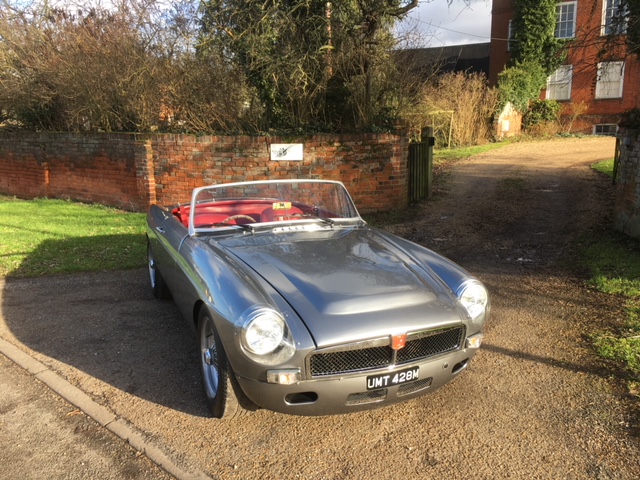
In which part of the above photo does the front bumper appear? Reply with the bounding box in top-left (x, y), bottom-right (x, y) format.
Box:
top-left (236, 347), bottom-right (478, 416)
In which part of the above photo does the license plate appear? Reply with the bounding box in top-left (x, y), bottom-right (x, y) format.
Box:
top-left (366, 367), bottom-right (419, 390)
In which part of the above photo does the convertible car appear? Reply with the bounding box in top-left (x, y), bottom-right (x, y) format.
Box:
top-left (146, 179), bottom-right (489, 418)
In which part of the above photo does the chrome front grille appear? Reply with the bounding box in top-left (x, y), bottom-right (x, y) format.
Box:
top-left (396, 327), bottom-right (466, 364)
top-left (308, 325), bottom-right (465, 378)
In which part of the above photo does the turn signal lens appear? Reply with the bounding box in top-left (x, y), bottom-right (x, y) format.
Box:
top-left (466, 333), bottom-right (484, 349)
top-left (267, 369), bottom-right (301, 385)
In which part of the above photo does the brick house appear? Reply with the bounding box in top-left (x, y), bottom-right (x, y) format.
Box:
top-left (489, 0), bottom-right (640, 134)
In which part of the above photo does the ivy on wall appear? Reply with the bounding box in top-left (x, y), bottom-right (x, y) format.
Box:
top-left (509, 0), bottom-right (565, 71)
top-left (625, 0), bottom-right (640, 55)
top-left (497, 62), bottom-right (547, 113)
top-left (497, 0), bottom-right (568, 113)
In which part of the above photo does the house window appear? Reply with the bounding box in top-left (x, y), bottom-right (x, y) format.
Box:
top-left (508, 20), bottom-right (514, 51)
top-left (546, 65), bottom-right (573, 101)
top-left (595, 61), bottom-right (625, 99)
top-left (593, 124), bottom-right (619, 136)
top-left (556, 2), bottom-right (577, 39)
top-left (602, 0), bottom-right (628, 35)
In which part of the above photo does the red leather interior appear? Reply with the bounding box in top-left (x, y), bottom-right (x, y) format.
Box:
top-left (260, 206), bottom-right (304, 222)
top-left (172, 200), bottom-right (281, 228)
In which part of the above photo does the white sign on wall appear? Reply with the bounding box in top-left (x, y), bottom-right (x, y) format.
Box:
top-left (270, 143), bottom-right (304, 161)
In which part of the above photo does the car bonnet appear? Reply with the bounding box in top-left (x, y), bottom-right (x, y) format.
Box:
top-left (216, 228), bottom-right (463, 347)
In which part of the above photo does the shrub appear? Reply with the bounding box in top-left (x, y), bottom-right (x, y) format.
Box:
top-left (404, 72), bottom-right (499, 147)
top-left (497, 62), bottom-right (548, 113)
top-left (524, 99), bottom-right (562, 129)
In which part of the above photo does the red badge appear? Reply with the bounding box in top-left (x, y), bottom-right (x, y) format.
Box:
top-left (391, 333), bottom-right (408, 350)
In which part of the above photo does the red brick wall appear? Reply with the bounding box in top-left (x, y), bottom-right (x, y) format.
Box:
top-left (488, 0), bottom-right (514, 86)
top-left (0, 132), bottom-right (409, 213)
top-left (0, 133), bottom-right (139, 207)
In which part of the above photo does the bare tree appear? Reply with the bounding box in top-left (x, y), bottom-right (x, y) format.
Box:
top-left (0, 0), bottom-right (248, 133)
top-left (0, 1), bottom-right (162, 130)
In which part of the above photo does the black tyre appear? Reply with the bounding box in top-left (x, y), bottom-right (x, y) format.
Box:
top-left (147, 242), bottom-right (171, 300)
top-left (197, 308), bottom-right (252, 419)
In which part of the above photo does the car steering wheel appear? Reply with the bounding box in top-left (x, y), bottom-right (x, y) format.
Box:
top-left (221, 214), bottom-right (256, 224)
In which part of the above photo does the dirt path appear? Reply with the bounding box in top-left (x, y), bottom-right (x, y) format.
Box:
top-left (1, 136), bottom-right (639, 479)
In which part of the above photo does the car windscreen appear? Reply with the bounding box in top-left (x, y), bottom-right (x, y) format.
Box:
top-left (189, 180), bottom-right (361, 233)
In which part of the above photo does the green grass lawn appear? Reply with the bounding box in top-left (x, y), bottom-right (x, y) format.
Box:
top-left (434, 142), bottom-right (508, 164)
top-left (577, 161), bottom-right (640, 396)
top-left (0, 196), bottom-right (146, 277)
top-left (592, 158), bottom-right (615, 176)
top-left (579, 231), bottom-right (640, 395)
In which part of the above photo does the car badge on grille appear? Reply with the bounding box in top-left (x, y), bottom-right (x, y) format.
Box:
top-left (391, 333), bottom-right (408, 350)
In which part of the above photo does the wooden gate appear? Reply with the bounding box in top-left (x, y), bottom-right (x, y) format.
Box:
top-left (408, 127), bottom-right (435, 202)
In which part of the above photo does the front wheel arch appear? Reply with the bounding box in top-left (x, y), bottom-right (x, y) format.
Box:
top-left (196, 306), bottom-right (255, 419)
top-left (193, 300), bottom-right (205, 329)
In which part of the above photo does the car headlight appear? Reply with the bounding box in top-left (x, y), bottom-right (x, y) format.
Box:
top-left (456, 280), bottom-right (489, 321)
top-left (240, 307), bottom-right (295, 364)
top-left (243, 309), bottom-right (285, 354)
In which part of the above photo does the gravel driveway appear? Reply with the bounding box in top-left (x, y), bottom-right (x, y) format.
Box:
top-left (1, 136), bottom-right (639, 479)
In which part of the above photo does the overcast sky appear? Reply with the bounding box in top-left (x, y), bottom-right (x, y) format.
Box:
top-left (400, 0), bottom-right (493, 47)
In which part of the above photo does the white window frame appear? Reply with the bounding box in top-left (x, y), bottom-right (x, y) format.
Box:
top-left (555, 1), bottom-right (577, 39)
top-left (546, 65), bottom-right (573, 101)
top-left (593, 124), bottom-right (619, 136)
top-left (601, 0), bottom-right (628, 36)
top-left (595, 61), bottom-right (625, 99)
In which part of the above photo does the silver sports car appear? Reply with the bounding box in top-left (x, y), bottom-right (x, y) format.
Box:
top-left (146, 179), bottom-right (489, 418)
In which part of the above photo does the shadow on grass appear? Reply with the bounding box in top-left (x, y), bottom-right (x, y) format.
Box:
top-left (2, 236), bottom-right (209, 417)
top-left (8, 234), bottom-right (147, 277)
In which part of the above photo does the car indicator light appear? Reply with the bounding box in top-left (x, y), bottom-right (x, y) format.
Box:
top-left (466, 333), bottom-right (484, 349)
top-left (267, 369), bottom-right (301, 385)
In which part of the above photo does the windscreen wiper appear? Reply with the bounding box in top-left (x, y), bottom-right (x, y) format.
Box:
top-left (211, 223), bottom-right (255, 233)
top-left (301, 214), bottom-right (334, 227)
